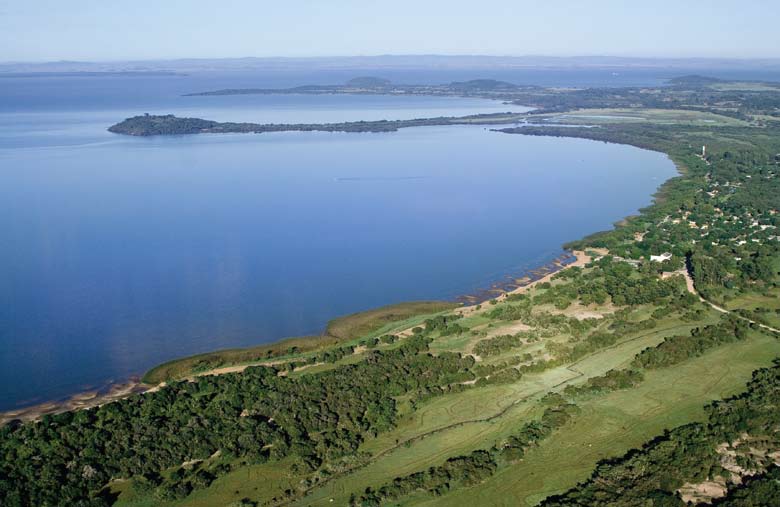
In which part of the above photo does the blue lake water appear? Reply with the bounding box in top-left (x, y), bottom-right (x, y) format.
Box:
top-left (0, 73), bottom-right (678, 410)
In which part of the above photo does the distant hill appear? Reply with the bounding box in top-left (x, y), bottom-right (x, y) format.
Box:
top-left (667, 75), bottom-right (726, 86)
top-left (448, 79), bottom-right (518, 91)
top-left (345, 76), bottom-right (392, 88)
top-left (5, 55), bottom-right (780, 74)
top-left (108, 114), bottom-right (218, 136)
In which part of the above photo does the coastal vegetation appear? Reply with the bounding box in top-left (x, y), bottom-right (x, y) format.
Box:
top-left (4, 76), bottom-right (780, 507)
top-left (143, 301), bottom-right (456, 384)
top-left (183, 78), bottom-right (529, 97)
top-left (0, 336), bottom-right (476, 506)
top-left (184, 74), bottom-right (780, 121)
top-left (107, 112), bottom-right (526, 136)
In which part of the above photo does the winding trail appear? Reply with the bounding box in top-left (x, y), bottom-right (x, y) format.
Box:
top-left (676, 268), bottom-right (780, 335)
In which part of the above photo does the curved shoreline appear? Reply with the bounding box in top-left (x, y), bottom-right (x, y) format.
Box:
top-left (456, 251), bottom-right (577, 305)
top-left (0, 123), bottom-right (680, 426)
top-left (0, 249), bottom-right (592, 425)
top-left (0, 379), bottom-right (150, 426)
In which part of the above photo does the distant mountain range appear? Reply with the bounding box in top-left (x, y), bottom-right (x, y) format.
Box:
top-left (3, 55), bottom-right (780, 74)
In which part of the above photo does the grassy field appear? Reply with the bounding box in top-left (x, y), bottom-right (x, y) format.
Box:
top-left (142, 301), bottom-right (456, 383)
top-left (539, 108), bottom-right (749, 127)
top-left (709, 82), bottom-right (780, 92)
top-left (417, 332), bottom-right (780, 507)
top-left (724, 290), bottom-right (780, 328)
top-left (324, 301), bottom-right (458, 340)
top-left (418, 334), bottom-right (780, 506)
top-left (289, 314), bottom-right (722, 506)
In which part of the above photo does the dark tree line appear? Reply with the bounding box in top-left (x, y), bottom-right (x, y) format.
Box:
top-left (0, 336), bottom-right (475, 506)
top-left (632, 317), bottom-right (750, 369)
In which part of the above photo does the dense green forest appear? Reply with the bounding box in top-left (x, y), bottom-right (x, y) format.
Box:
top-left (0, 336), bottom-right (475, 506)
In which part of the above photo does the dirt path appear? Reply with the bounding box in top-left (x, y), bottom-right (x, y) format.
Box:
top-left (676, 268), bottom-right (780, 335)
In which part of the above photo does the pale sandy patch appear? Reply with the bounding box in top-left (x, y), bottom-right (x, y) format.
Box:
top-left (549, 301), bottom-right (615, 320)
top-left (678, 435), bottom-right (780, 503)
top-left (0, 380), bottom-right (149, 425)
top-left (485, 321), bottom-right (532, 337)
top-left (461, 250), bottom-right (593, 318)
top-left (678, 480), bottom-right (728, 504)
top-left (278, 362), bottom-right (324, 377)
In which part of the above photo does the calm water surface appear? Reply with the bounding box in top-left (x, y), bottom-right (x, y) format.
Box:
top-left (0, 74), bottom-right (677, 409)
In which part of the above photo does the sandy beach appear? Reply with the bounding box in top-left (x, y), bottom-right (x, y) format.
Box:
top-left (456, 250), bottom-right (592, 317)
top-left (0, 380), bottom-right (150, 426)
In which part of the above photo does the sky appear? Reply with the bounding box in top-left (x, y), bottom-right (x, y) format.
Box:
top-left (1, 0), bottom-right (778, 62)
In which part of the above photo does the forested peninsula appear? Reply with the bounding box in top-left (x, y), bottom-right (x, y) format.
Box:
top-left (5, 76), bottom-right (780, 507)
top-left (107, 112), bottom-right (524, 136)
top-left (109, 74), bottom-right (776, 137)
top-left (184, 76), bottom-right (530, 97)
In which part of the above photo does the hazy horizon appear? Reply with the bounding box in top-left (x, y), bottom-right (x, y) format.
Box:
top-left (4, 54), bottom-right (780, 77)
top-left (5, 54), bottom-right (780, 65)
top-left (1, 0), bottom-right (778, 62)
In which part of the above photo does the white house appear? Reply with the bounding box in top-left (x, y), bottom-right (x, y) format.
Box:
top-left (650, 252), bottom-right (673, 262)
